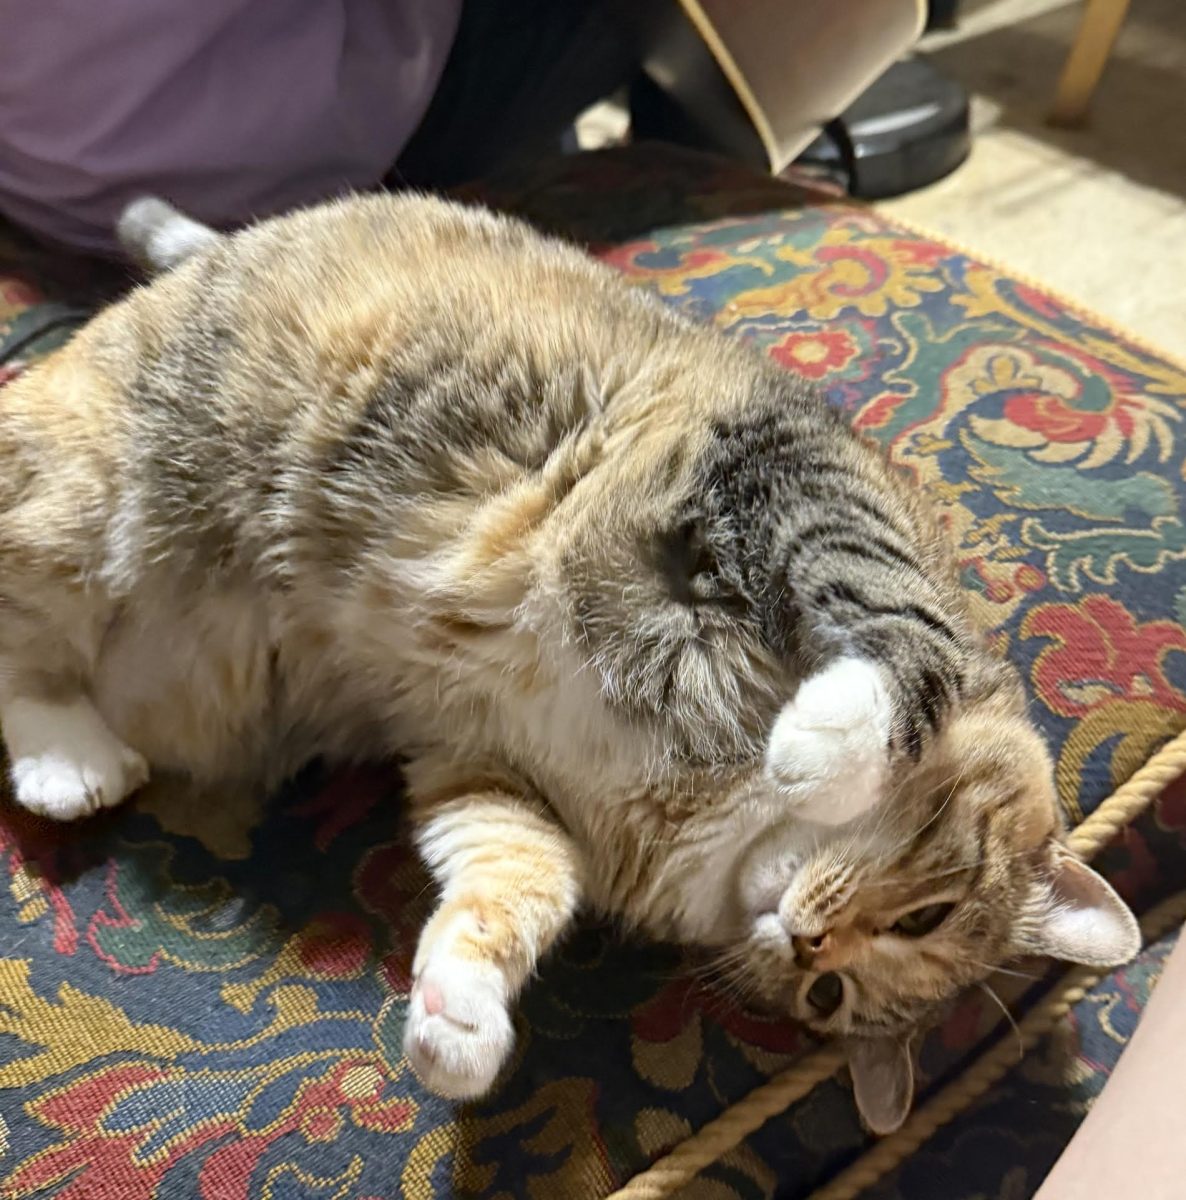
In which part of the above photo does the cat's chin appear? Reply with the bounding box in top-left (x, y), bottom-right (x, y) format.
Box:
top-left (734, 827), bottom-right (805, 924)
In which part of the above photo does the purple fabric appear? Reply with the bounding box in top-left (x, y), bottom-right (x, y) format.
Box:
top-left (0, 0), bottom-right (461, 255)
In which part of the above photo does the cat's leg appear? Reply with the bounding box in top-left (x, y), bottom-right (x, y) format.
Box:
top-left (403, 765), bottom-right (584, 1099)
top-left (764, 656), bottom-right (892, 826)
top-left (2, 687), bottom-right (150, 821)
top-left (1, 651), bottom-right (149, 821)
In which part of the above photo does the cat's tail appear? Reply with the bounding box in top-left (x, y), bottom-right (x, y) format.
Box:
top-left (116, 197), bottom-right (222, 274)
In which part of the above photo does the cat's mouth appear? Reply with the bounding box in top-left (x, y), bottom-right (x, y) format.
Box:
top-left (733, 826), bottom-right (806, 927)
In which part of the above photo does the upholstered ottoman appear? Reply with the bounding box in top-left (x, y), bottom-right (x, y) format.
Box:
top-left (1, 146), bottom-right (1184, 1200)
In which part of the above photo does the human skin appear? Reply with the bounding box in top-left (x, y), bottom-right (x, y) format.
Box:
top-left (1034, 928), bottom-right (1186, 1200)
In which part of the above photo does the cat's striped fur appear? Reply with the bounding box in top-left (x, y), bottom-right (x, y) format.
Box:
top-left (0, 194), bottom-right (1137, 1131)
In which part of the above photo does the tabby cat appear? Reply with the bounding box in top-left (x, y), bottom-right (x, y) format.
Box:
top-left (0, 194), bottom-right (1138, 1132)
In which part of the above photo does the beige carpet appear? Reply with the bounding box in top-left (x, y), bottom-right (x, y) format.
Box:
top-left (879, 0), bottom-right (1186, 353)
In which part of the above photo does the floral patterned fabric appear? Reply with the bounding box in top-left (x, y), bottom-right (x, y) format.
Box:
top-left (1, 146), bottom-right (1184, 1200)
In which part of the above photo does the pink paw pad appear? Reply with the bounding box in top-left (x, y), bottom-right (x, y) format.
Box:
top-left (420, 978), bottom-right (445, 1016)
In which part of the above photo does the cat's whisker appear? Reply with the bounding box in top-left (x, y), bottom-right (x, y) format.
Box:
top-left (873, 765), bottom-right (968, 865)
top-left (968, 958), bottom-right (1044, 982)
top-left (978, 981), bottom-right (1024, 1061)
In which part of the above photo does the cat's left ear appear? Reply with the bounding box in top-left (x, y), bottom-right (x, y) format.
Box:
top-left (1023, 842), bottom-right (1140, 968)
top-left (848, 1036), bottom-right (913, 1135)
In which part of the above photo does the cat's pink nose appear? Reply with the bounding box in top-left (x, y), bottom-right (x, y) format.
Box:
top-left (791, 931), bottom-right (832, 969)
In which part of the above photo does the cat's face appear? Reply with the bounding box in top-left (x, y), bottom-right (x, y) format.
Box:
top-left (727, 692), bottom-right (1138, 1132)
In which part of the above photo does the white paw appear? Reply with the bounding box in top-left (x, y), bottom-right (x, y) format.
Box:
top-left (117, 196), bottom-right (218, 271)
top-left (765, 657), bottom-right (891, 826)
top-left (403, 953), bottom-right (514, 1100)
top-left (4, 697), bottom-right (149, 820)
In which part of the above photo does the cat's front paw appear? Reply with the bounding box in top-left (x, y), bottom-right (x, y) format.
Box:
top-left (765, 657), bottom-right (891, 826)
top-left (5, 698), bottom-right (149, 821)
top-left (404, 953), bottom-right (514, 1100)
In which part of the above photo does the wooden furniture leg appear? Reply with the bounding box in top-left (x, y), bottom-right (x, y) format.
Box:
top-left (1049, 0), bottom-right (1133, 127)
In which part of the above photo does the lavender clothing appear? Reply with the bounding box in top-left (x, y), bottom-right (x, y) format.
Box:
top-left (0, 0), bottom-right (461, 255)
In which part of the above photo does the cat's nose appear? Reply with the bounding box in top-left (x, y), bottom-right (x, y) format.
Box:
top-left (791, 931), bottom-right (831, 969)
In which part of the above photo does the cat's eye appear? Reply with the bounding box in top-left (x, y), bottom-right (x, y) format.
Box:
top-left (806, 971), bottom-right (845, 1018)
top-left (891, 902), bottom-right (956, 938)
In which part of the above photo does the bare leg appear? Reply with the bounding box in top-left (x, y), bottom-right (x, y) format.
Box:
top-left (1034, 928), bottom-right (1186, 1199)
top-left (403, 765), bottom-right (584, 1098)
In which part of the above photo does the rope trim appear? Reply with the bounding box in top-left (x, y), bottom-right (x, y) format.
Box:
top-left (604, 1045), bottom-right (848, 1200)
top-left (604, 726), bottom-right (1186, 1200)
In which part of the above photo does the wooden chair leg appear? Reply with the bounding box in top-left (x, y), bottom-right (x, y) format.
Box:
top-left (1049, 0), bottom-right (1133, 127)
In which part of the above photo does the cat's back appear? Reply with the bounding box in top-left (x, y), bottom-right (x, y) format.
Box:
top-left (140, 192), bottom-right (656, 385)
top-left (8, 194), bottom-right (663, 582)
top-left (118, 191), bottom-right (667, 476)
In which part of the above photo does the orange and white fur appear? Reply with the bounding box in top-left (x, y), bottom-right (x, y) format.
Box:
top-left (0, 195), bottom-right (1138, 1131)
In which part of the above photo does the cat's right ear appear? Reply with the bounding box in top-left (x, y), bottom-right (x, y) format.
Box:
top-left (848, 1035), bottom-right (913, 1135)
top-left (1022, 842), bottom-right (1140, 968)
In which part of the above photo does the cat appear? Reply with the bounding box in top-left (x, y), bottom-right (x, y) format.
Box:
top-left (0, 193), bottom-right (1138, 1133)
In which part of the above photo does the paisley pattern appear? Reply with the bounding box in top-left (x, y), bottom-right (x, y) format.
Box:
top-left (2, 146), bottom-right (1185, 1199)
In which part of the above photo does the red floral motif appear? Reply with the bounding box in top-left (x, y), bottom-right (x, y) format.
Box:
top-left (632, 976), bottom-right (801, 1056)
top-left (597, 242), bottom-right (733, 286)
top-left (770, 328), bottom-right (859, 380)
top-left (887, 238), bottom-right (948, 270)
top-left (1025, 596), bottom-right (1186, 719)
top-left (290, 765), bottom-right (393, 851)
top-left (854, 391), bottom-right (908, 431)
top-left (354, 838), bottom-right (433, 995)
top-left (4, 1058), bottom-right (414, 1200)
top-left (294, 911), bottom-right (373, 977)
top-left (85, 860), bottom-right (157, 974)
top-left (1002, 388), bottom-right (1129, 444)
top-left (964, 559), bottom-right (1048, 606)
top-left (963, 344), bottom-right (1178, 469)
top-left (0, 810), bottom-right (81, 955)
top-left (1154, 770), bottom-right (1186, 837)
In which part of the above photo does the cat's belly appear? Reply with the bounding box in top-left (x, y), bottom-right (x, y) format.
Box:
top-left (91, 590), bottom-right (276, 778)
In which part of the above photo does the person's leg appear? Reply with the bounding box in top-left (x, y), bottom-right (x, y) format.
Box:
top-left (395, 0), bottom-right (657, 189)
top-left (1034, 927), bottom-right (1186, 1200)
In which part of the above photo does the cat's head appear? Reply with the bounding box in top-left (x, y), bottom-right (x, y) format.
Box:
top-left (728, 671), bottom-right (1139, 1134)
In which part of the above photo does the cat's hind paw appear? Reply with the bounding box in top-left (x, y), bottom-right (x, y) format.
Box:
top-left (5, 697), bottom-right (149, 821)
top-left (404, 953), bottom-right (514, 1100)
top-left (765, 656), bottom-right (891, 826)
